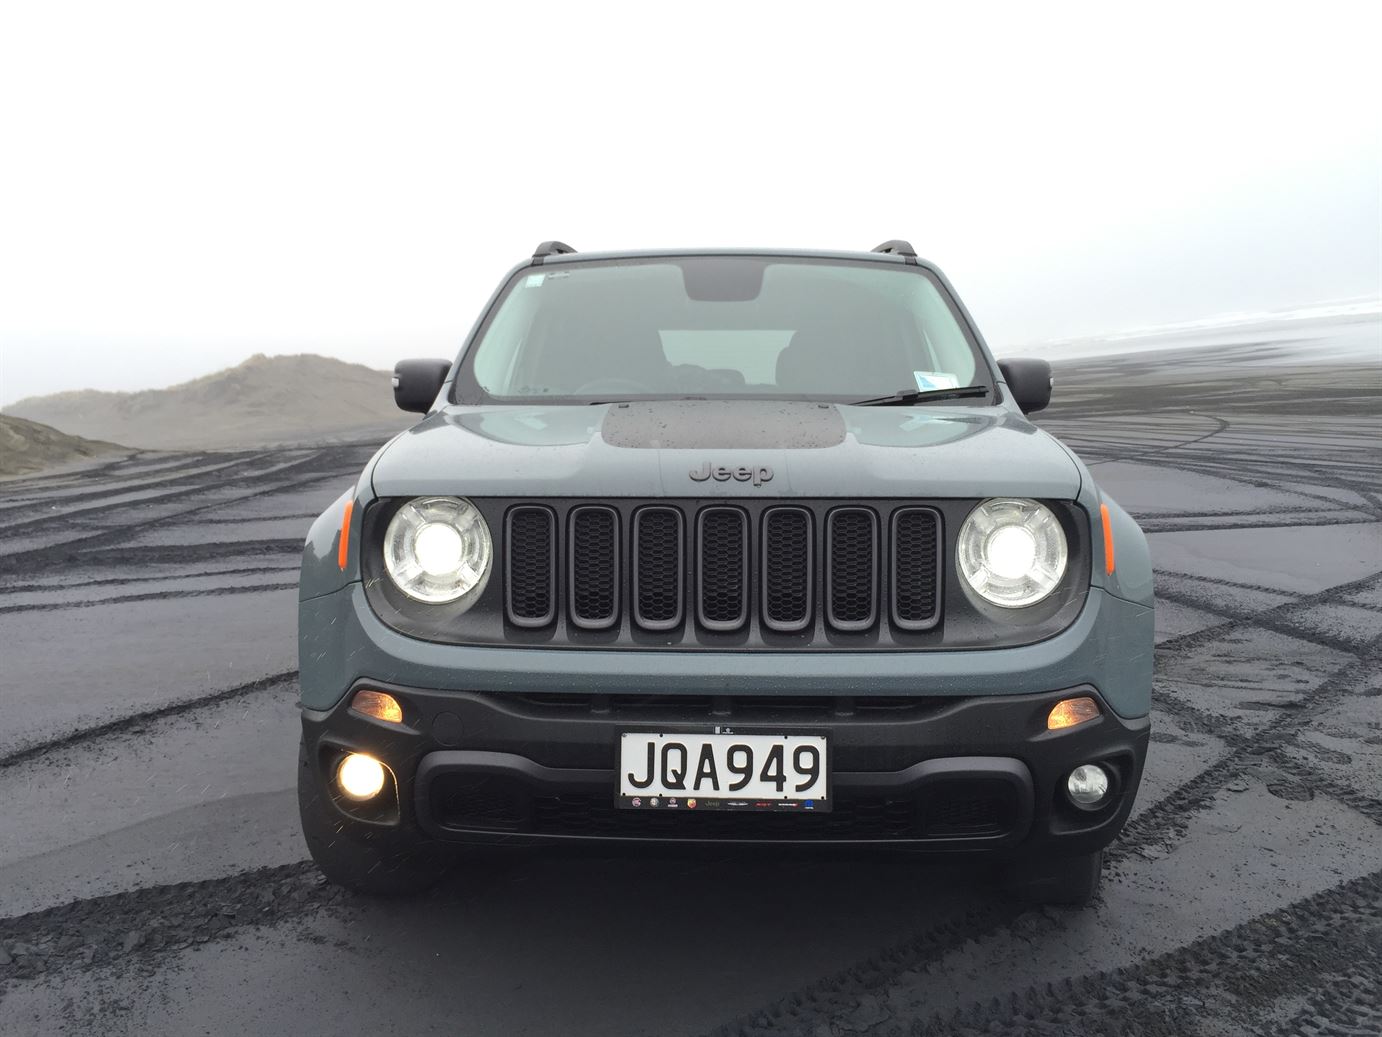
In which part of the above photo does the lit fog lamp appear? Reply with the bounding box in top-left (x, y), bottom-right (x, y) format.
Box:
top-left (337, 753), bottom-right (387, 800)
top-left (1066, 764), bottom-right (1111, 807)
top-left (1048, 696), bottom-right (1101, 731)
top-left (350, 689), bottom-right (405, 725)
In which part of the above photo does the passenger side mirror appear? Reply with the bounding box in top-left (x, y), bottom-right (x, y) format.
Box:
top-left (393, 359), bottom-right (452, 414)
top-left (997, 358), bottom-right (1053, 414)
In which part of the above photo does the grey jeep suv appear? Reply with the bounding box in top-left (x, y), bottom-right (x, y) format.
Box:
top-left (296, 240), bottom-right (1154, 905)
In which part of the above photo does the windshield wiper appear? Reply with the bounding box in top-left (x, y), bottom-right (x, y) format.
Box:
top-left (849, 385), bottom-right (991, 407)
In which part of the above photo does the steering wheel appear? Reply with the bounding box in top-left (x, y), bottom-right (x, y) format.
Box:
top-left (572, 377), bottom-right (657, 396)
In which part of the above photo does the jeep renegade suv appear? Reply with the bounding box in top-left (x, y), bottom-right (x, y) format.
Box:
top-left (297, 241), bottom-right (1153, 904)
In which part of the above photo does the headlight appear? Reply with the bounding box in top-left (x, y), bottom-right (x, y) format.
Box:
top-left (383, 496), bottom-right (492, 605)
top-left (957, 498), bottom-right (1068, 608)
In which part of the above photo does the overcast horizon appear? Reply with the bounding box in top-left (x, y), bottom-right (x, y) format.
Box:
top-left (2, 1), bottom-right (1380, 408)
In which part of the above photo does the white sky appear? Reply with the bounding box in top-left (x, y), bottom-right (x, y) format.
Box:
top-left (1, 0), bottom-right (1379, 405)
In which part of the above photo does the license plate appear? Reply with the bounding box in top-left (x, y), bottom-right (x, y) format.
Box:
top-left (618, 732), bottom-right (829, 811)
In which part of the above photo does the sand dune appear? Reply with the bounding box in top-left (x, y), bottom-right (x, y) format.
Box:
top-left (4, 353), bottom-right (415, 450)
top-left (0, 414), bottom-right (125, 477)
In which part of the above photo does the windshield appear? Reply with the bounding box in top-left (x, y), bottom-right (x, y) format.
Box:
top-left (457, 257), bottom-right (987, 404)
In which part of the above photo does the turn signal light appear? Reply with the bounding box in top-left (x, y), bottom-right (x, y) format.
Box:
top-left (1047, 696), bottom-right (1100, 731)
top-left (351, 689), bottom-right (404, 725)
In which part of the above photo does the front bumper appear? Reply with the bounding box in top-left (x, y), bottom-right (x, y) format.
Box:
top-left (302, 683), bottom-right (1149, 854)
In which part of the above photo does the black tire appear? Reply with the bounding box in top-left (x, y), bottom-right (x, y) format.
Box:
top-left (1002, 850), bottom-right (1103, 906)
top-left (298, 737), bottom-right (451, 896)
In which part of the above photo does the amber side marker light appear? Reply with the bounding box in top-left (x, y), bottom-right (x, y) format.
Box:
top-left (1048, 696), bottom-right (1101, 731)
top-left (351, 689), bottom-right (405, 725)
top-left (1099, 502), bottom-right (1116, 575)
top-left (337, 498), bottom-right (355, 571)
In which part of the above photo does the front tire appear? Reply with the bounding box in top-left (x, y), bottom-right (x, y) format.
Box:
top-left (1002, 850), bottom-right (1103, 906)
top-left (298, 738), bottom-right (451, 896)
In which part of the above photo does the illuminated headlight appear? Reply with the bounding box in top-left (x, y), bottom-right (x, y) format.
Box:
top-left (957, 498), bottom-right (1068, 608)
top-left (383, 496), bottom-right (492, 605)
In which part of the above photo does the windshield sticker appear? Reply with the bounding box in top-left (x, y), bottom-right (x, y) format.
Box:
top-left (525, 273), bottom-right (546, 287)
top-left (913, 371), bottom-right (960, 391)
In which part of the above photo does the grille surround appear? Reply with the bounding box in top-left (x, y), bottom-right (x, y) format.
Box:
top-left (366, 496), bottom-right (1090, 651)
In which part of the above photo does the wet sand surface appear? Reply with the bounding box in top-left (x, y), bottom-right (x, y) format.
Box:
top-left (1, 340), bottom-right (1379, 1036)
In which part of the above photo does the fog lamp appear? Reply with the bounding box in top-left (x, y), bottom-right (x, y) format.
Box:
top-left (351, 689), bottom-right (404, 725)
top-left (1066, 764), bottom-right (1111, 807)
top-left (337, 753), bottom-right (387, 800)
top-left (1048, 696), bottom-right (1100, 731)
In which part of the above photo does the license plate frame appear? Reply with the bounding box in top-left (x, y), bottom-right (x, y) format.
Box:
top-left (617, 729), bottom-right (831, 812)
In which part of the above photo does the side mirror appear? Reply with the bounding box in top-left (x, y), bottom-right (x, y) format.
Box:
top-left (997, 357), bottom-right (1053, 414)
top-left (393, 359), bottom-right (452, 414)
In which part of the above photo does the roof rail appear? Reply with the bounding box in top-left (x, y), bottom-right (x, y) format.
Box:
top-left (532, 240), bottom-right (577, 264)
top-left (871, 239), bottom-right (917, 259)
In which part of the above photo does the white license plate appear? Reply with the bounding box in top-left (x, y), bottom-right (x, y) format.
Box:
top-left (618, 732), bottom-right (829, 811)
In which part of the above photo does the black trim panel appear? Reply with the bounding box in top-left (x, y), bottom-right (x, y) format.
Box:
top-left (359, 497), bottom-right (1092, 651)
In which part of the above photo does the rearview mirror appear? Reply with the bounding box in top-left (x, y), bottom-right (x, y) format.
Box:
top-left (393, 359), bottom-right (452, 414)
top-left (997, 358), bottom-right (1053, 414)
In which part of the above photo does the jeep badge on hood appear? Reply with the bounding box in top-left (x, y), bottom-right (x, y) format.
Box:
top-left (688, 462), bottom-right (774, 486)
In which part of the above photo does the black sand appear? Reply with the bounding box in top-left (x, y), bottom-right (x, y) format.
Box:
top-left (1, 341), bottom-right (1379, 1035)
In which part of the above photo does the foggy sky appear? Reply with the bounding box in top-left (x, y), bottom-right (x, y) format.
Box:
top-left (1, 1), bottom-right (1379, 405)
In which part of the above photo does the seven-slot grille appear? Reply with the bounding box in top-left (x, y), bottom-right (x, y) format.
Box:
top-left (505, 502), bottom-right (943, 640)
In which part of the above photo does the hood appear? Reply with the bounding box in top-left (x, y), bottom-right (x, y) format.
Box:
top-left (370, 400), bottom-right (1082, 500)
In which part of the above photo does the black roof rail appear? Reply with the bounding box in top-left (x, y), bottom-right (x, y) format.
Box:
top-left (532, 240), bottom-right (577, 264)
top-left (871, 239), bottom-right (917, 260)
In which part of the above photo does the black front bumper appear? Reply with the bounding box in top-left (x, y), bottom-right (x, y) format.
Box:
top-left (301, 683), bottom-right (1149, 854)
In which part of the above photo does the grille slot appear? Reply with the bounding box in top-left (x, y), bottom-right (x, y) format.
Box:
top-left (761, 507), bottom-right (813, 632)
top-left (525, 795), bottom-right (921, 840)
top-left (568, 506), bottom-right (619, 629)
top-left (428, 777), bottom-right (1018, 843)
top-left (891, 507), bottom-right (941, 630)
top-left (505, 506), bottom-right (557, 627)
top-left (431, 774), bottom-right (528, 832)
top-left (696, 507), bottom-right (749, 631)
top-left (826, 508), bottom-right (878, 630)
top-left (633, 507), bottom-right (684, 630)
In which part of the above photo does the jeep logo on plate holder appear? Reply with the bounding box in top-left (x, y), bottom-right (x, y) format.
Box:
top-left (688, 462), bottom-right (774, 487)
